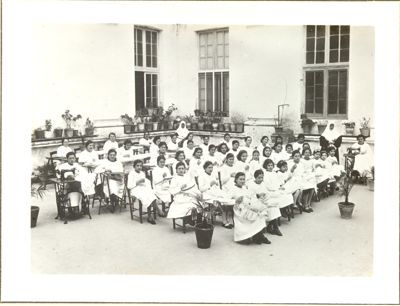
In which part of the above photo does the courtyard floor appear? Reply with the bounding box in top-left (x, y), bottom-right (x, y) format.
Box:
top-left (31, 184), bottom-right (373, 276)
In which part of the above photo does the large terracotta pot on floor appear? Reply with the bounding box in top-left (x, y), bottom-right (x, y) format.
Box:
top-left (338, 202), bottom-right (355, 219)
top-left (194, 223), bottom-right (214, 249)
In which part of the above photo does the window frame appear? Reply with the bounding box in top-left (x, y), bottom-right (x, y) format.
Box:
top-left (303, 25), bottom-right (349, 119)
top-left (134, 26), bottom-right (160, 110)
top-left (197, 28), bottom-right (229, 115)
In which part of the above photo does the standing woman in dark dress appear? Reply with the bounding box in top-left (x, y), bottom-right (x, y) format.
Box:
top-left (320, 121), bottom-right (342, 163)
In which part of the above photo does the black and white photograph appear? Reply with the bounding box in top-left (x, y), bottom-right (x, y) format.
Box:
top-left (2, 1), bottom-right (399, 304)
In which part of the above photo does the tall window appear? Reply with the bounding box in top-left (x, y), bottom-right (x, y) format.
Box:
top-left (134, 27), bottom-right (159, 110)
top-left (304, 25), bottom-right (350, 118)
top-left (198, 29), bottom-right (229, 114)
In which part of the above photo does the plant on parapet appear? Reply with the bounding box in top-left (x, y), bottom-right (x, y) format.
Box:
top-left (342, 121), bottom-right (355, 128)
top-left (120, 114), bottom-right (134, 125)
top-left (45, 120), bottom-right (52, 131)
top-left (61, 110), bottom-right (81, 129)
top-left (360, 117), bottom-right (370, 129)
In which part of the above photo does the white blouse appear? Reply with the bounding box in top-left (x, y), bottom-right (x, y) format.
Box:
top-left (56, 145), bottom-right (73, 158)
top-left (103, 140), bottom-right (119, 155)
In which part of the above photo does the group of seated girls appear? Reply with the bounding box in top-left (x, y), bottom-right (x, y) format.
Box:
top-left (54, 122), bottom-right (373, 245)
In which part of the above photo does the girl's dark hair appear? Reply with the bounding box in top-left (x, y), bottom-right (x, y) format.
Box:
top-left (297, 133), bottom-right (305, 140)
top-left (302, 142), bottom-right (310, 148)
top-left (66, 152), bottom-right (76, 158)
top-left (320, 150), bottom-right (328, 155)
top-left (262, 146), bottom-right (272, 157)
top-left (208, 144), bottom-right (216, 151)
top-left (157, 155), bottom-right (166, 164)
top-left (85, 140), bottom-right (93, 148)
top-left (356, 134), bottom-right (366, 140)
top-left (224, 133), bottom-right (231, 138)
top-left (124, 139), bottom-right (132, 146)
top-left (245, 136), bottom-right (252, 142)
top-left (261, 136), bottom-right (269, 143)
top-left (273, 142), bottom-right (282, 150)
top-left (254, 169), bottom-right (264, 178)
top-left (313, 149), bottom-right (321, 154)
top-left (153, 136), bottom-right (161, 144)
top-left (252, 150), bottom-right (260, 155)
top-left (187, 140), bottom-right (194, 145)
top-left (176, 161), bottom-right (186, 170)
top-left (175, 150), bottom-right (185, 159)
top-left (232, 140), bottom-right (239, 146)
top-left (159, 141), bottom-right (167, 149)
top-left (285, 143), bottom-right (293, 150)
top-left (237, 150), bottom-right (247, 161)
top-left (218, 143), bottom-right (228, 153)
top-left (277, 160), bottom-right (287, 169)
top-left (225, 153), bottom-right (235, 161)
top-left (203, 161), bottom-right (213, 170)
top-left (302, 147), bottom-right (312, 155)
top-left (109, 132), bottom-right (116, 138)
top-left (193, 147), bottom-right (202, 155)
top-left (172, 133), bottom-right (179, 138)
top-left (133, 159), bottom-right (143, 167)
top-left (108, 149), bottom-right (117, 156)
top-left (262, 159), bottom-right (274, 169)
top-left (187, 132), bottom-right (194, 138)
top-left (327, 146), bottom-right (336, 153)
top-left (234, 172), bottom-right (245, 183)
top-left (291, 150), bottom-right (301, 157)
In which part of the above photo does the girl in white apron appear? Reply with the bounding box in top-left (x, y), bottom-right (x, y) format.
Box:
top-left (94, 149), bottom-right (124, 210)
top-left (235, 150), bottom-right (250, 178)
top-left (247, 169), bottom-right (283, 236)
top-left (78, 140), bottom-right (100, 172)
top-left (152, 155), bottom-right (172, 207)
top-left (262, 159), bottom-right (293, 211)
top-left (230, 172), bottom-right (271, 245)
top-left (167, 162), bottom-right (201, 224)
top-left (198, 161), bottom-right (235, 228)
top-left (240, 136), bottom-right (255, 157)
top-left (287, 150), bottom-right (314, 213)
top-left (350, 134), bottom-right (374, 179)
top-left (219, 153), bottom-right (237, 192)
top-left (172, 150), bottom-right (189, 175)
top-left (127, 159), bottom-right (165, 224)
top-left (248, 150), bottom-right (263, 176)
top-left (276, 159), bottom-right (303, 210)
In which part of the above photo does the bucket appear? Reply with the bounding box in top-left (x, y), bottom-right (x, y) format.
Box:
top-left (367, 178), bottom-right (374, 191)
top-left (194, 223), bottom-right (214, 249)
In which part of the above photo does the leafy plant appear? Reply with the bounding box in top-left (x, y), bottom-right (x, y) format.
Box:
top-left (188, 194), bottom-right (222, 227)
top-left (45, 120), bottom-right (52, 131)
top-left (61, 110), bottom-right (81, 129)
top-left (300, 114), bottom-right (315, 128)
top-left (120, 114), bottom-right (134, 125)
top-left (230, 111), bottom-right (246, 124)
top-left (336, 154), bottom-right (355, 204)
top-left (85, 118), bottom-right (94, 128)
top-left (342, 121), bottom-right (355, 128)
top-left (360, 117), bottom-right (370, 129)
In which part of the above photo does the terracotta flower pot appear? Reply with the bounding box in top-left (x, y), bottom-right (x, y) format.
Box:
top-left (64, 128), bottom-right (74, 138)
top-left (338, 202), bottom-right (355, 219)
top-left (54, 128), bottom-right (63, 138)
top-left (34, 130), bottom-right (45, 139)
top-left (224, 123), bottom-right (231, 131)
top-left (360, 127), bottom-right (370, 137)
top-left (137, 123), bottom-right (145, 132)
top-left (194, 223), bottom-right (214, 249)
top-left (198, 122), bottom-right (205, 131)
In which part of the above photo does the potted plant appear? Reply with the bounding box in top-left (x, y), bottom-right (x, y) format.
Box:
top-left (316, 119), bottom-right (328, 134)
top-left (190, 194), bottom-right (221, 249)
top-left (85, 118), bottom-right (95, 136)
top-left (62, 110), bottom-right (80, 138)
top-left (44, 120), bottom-right (52, 138)
top-left (300, 114), bottom-right (316, 134)
top-left (121, 114), bottom-right (135, 134)
top-left (53, 127), bottom-right (63, 138)
top-left (34, 127), bottom-right (45, 140)
top-left (31, 174), bottom-right (47, 228)
top-left (343, 121), bottom-right (356, 135)
top-left (360, 117), bottom-right (371, 137)
top-left (72, 114), bottom-right (82, 136)
top-left (210, 112), bottom-right (220, 131)
top-left (367, 166), bottom-right (374, 191)
top-left (337, 154), bottom-right (356, 219)
top-left (230, 111), bottom-right (246, 133)
top-left (144, 116), bottom-right (153, 131)
top-left (223, 117), bottom-right (231, 132)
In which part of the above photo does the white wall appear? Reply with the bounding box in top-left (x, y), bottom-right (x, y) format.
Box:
top-left (31, 24), bottom-right (135, 129)
top-left (29, 24), bottom-right (374, 137)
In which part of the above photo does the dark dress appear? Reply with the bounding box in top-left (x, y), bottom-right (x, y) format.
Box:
top-left (319, 136), bottom-right (343, 163)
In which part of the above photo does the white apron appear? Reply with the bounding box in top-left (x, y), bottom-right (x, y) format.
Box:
top-left (152, 166), bottom-right (172, 203)
top-left (127, 170), bottom-right (157, 209)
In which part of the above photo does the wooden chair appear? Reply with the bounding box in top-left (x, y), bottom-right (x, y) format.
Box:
top-left (98, 172), bottom-right (127, 214)
top-left (127, 172), bottom-right (157, 223)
